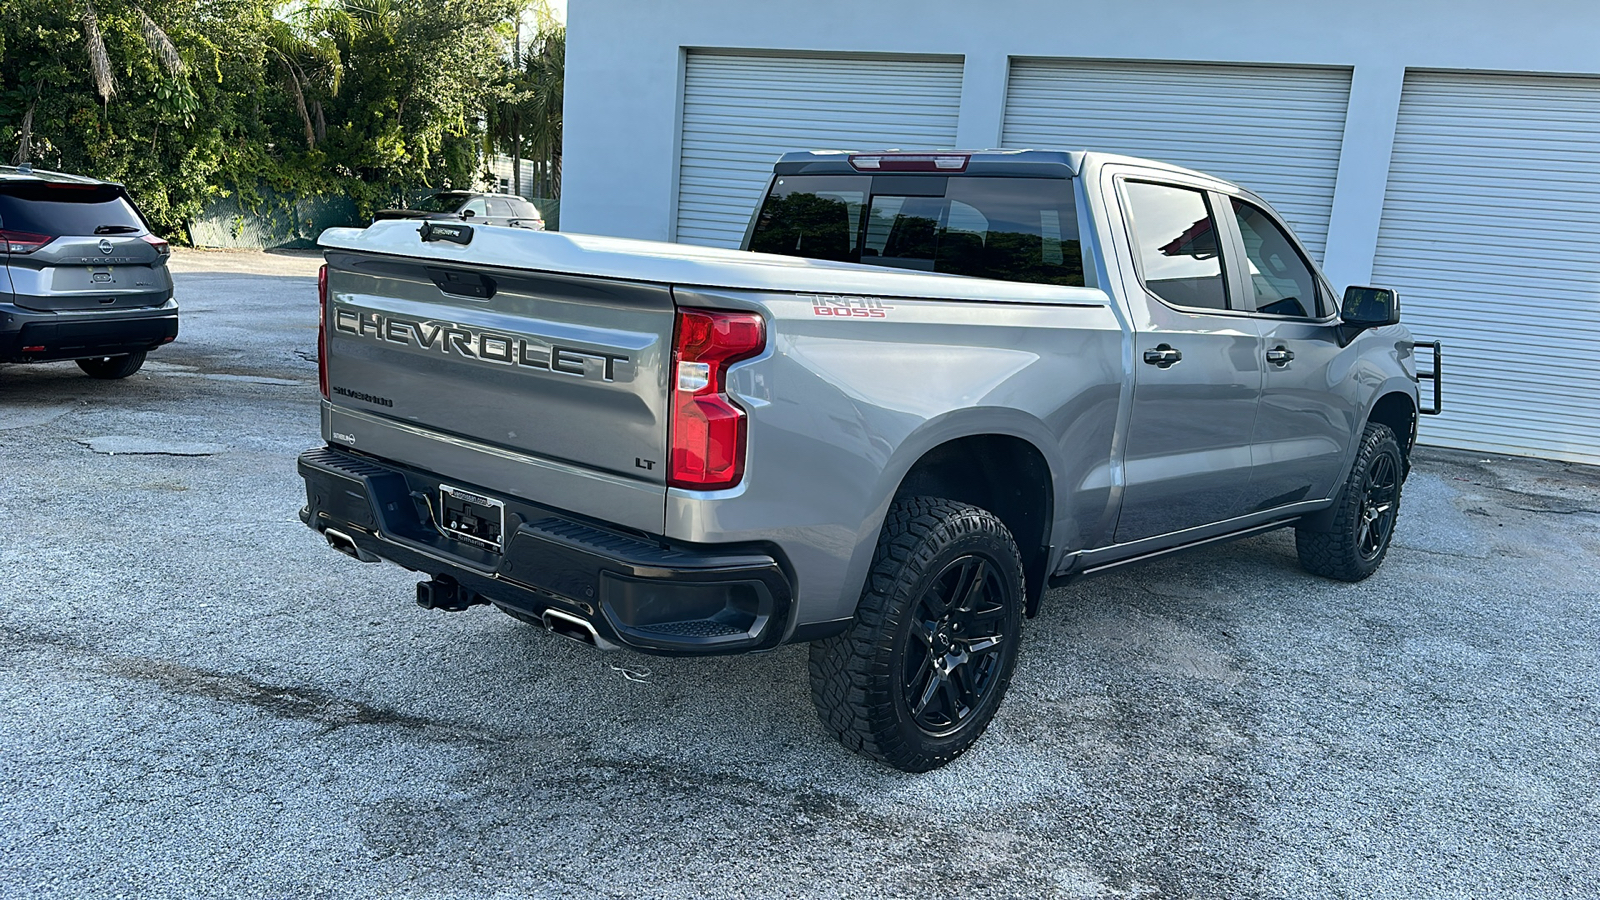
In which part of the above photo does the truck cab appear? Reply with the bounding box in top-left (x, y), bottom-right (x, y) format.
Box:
top-left (743, 149), bottom-right (1423, 566)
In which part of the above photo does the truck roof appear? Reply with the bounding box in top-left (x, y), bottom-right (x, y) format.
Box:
top-left (772, 149), bottom-right (1226, 185)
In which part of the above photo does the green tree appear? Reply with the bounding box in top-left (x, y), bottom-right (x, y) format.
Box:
top-left (0, 0), bottom-right (260, 231)
top-left (489, 8), bottom-right (562, 199)
top-left (0, 0), bottom-right (546, 238)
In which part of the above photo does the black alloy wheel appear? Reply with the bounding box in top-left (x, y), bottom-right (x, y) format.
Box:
top-left (810, 496), bottom-right (1025, 772)
top-left (901, 554), bottom-right (1011, 736)
top-left (1357, 450), bottom-right (1400, 561)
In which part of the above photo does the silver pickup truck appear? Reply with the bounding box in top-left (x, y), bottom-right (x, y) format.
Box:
top-left (299, 150), bottom-right (1440, 771)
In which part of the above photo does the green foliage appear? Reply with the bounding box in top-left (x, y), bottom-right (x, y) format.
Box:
top-left (489, 17), bottom-right (561, 198)
top-left (0, 0), bottom-right (560, 241)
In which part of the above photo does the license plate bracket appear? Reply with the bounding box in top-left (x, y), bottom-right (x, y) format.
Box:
top-left (438, 484), bottom-right (505, 552)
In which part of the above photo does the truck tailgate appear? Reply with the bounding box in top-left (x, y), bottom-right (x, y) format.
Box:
top-left (321, 248), bottom-right (672, 531)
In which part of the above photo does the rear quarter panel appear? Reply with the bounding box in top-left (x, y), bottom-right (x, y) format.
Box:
top-left (667, 287), bottom-right (1124, 629)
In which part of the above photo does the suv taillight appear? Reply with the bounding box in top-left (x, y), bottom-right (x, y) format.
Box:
top-left (317, 264), bottom-right (329, 399)
top-left (668, 308), bottom-right (765, 490)
top-left (0, 229), bottom-right (53, 254)
top-left (140, 233), bottom-right (171, 257)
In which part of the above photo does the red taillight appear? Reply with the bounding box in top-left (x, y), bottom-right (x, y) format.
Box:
top-left (317, 264), bottom-right (329, 399)
top-left (140, 233), bottom-right (171, 257)
top-left (848, 153), bottom-right (969, 173)
top-left (0, 229), bottom-right (53, 254)
top-left (668, 309), bottom-right (765, 490)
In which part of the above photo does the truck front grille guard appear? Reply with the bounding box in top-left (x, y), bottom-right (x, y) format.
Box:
top-left (1408, 340), bottom-right (1442, 415)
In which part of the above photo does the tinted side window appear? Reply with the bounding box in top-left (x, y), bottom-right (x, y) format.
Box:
top-left (748, 175), bottom-right (866, 263)
top-left (0, 184), bottom-right (144, 236)
top-left (460, 198), bottom-right (488, 217)
top-left (870, 177), bottom-right (1083, 286)
top-left (486, 198), bottom-right (514, 218)
top-left (1230, 199), bottom-right (1319, 317)
top-left (1123, 182), bottom-right (1228, 311)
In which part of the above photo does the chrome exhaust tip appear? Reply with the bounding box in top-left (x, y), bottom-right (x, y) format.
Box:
top-left (324, 528), bottom-right (379, 563)
top-left (541, 607), bottom-right (622, 650)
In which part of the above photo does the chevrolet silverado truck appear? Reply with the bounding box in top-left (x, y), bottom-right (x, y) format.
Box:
top-left (299, 150), bottom-right (1440, 771)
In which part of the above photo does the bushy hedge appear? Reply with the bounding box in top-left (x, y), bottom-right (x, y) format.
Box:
top-left (1, 0), bottom-right (543, 241)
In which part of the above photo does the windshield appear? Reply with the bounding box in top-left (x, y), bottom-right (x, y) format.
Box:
top-left (747, 175), bottom-right (1084, 286)
top-left (412, 192), bottom-right (470, 213)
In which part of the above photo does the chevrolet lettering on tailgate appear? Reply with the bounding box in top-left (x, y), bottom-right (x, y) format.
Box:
top-left (332, 306), bottom-right (631, 382)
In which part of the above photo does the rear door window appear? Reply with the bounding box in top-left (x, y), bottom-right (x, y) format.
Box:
top-left (1122, 181), bottom-right (1230, 311)
top-left (486, 198), bottom-right (515, 218)
top-left (0, 184), bottom-right (145, 237)
top-left (748, 175), bottom-right (1084, 286)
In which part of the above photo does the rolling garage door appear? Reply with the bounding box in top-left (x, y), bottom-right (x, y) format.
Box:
top-left (675, 52), bottom-right (963, 248)
top-left (1002, 59), bottom-right (1351, 260)
top-left (1371, 71), bottom-right (1600, 465)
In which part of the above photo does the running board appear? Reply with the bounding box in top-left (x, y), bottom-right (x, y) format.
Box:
top-left (1049, 519), bottom-right (1296, 586)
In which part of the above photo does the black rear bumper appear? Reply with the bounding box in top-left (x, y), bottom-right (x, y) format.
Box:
top-left (0, 301), bottom-right (179, 363)
top-left (297, 446), bottom-right (794, 656)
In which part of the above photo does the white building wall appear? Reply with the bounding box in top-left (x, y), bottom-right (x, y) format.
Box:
top-left (563, 0), bottom-right (1600, 290)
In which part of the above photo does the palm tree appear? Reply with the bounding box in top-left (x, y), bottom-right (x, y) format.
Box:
top-left (264, 1), bottom-right (349, 149)
top-left (520, 21), bottom-right (563, 198)
top-left (82, 0), bottom-right (186, 102)
top-left (12, 0), bottom-right (186, 164)
top-left (490, 7), bottom-right (562, 199)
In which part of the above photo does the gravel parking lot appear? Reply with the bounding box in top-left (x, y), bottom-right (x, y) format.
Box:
top-left (2, 249), bottom-right (1597, 899)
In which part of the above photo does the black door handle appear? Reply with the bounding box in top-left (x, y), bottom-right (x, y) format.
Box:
top-left (1143, 344), bottom-right (1182, 368)
top-left (1266, 346), bottom-right (1295, 366)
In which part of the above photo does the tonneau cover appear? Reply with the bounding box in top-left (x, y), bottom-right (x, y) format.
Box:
top-left (318, 220), bottom-right (1108, 307)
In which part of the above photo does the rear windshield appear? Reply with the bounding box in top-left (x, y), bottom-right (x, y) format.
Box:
top-left (747, 175), bottom-right (1084, 286)
top-left (0, 183), bottom-right (145, 237)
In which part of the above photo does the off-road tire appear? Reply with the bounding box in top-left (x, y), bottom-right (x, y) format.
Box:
top-left (77, 351), bottom-right (146, 379)
top-left (1296, 422), bottom-right (1404, 582)
top-left (809, 496), bottom-right (1025, 772)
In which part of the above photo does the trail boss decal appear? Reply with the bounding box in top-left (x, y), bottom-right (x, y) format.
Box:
top-left (333, 307), bottom-right (632, 382)
top-left (807, 295), bottom-right (894, 318)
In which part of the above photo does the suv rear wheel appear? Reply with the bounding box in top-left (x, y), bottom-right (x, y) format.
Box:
top-left (77, 352), bottom-right (146, 380)
top-left (809, 496), bottom-right (1024, 772)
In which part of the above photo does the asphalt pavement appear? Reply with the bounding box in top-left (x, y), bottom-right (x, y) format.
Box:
top-left (1, 249), bottom-right (1597, 899)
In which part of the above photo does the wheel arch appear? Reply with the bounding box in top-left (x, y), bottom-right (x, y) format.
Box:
top-left (1366, 389), bottom-right (1418, 470)
top-left (1301, 384), bottom-right (1415, 533)
top-left (886, 427), bottom-right (1056, 617)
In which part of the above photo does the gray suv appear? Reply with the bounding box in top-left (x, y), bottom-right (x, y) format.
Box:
top-left (0, 165), bottom-right (178, 379)
top-left (373, 191), bottom-right (545, 231)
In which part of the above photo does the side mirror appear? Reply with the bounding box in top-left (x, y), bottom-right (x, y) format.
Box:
top-left (1341, 285), bottom-right (1400, 328)
top-left (460, 209), bottom-right (476, 219)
